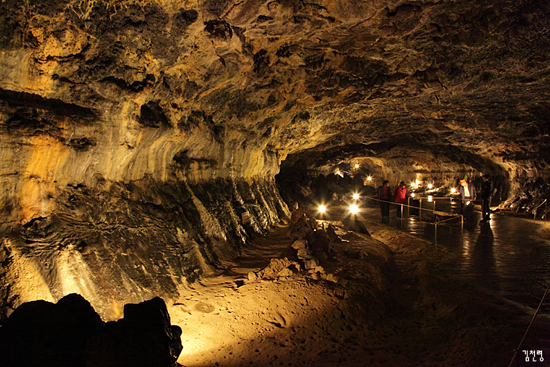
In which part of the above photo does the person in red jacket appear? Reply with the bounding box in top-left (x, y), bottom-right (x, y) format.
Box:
top-left (377, 180), bottom-right (392, 223)
top-left (394, 181), bottom-right (407, 218)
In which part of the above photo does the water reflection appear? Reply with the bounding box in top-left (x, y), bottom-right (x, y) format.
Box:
top-left (466, 223), bottom-right (500, 291)
top-left (355, 202), bottom-right (550, 313)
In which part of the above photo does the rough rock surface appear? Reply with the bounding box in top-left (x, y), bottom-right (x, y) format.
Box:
top-left (0, 293), bottom-right (181, 367)
top-left (0, 0), bottom-right (549, 319)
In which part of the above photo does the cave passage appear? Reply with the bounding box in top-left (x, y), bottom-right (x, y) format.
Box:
top-left (1, 0), bottom-right (550, 366)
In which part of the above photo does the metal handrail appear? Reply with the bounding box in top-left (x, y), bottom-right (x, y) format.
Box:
top-left (533, 199), bottom-right (548, 222)
top-left (534, 198), bottom-right (547, 210)
top-left (367, 196), bottom-right (462, 219)
top-left (366, 196), bottom-right (464, 245)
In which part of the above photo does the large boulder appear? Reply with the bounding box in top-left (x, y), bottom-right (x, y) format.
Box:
top-left (85, 297), bottom-right (182, 367)
top-left (0, 294), bottom-right (182, 367)
top-left (0, 293), bottom-right (103, 367)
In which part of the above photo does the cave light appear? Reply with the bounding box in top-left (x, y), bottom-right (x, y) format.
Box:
top-left (411, 193), bottom-right (416, 197)
top-left (349, 204), bottom-right (359, 214)
top-left (451, 187), bottom-right (457, 193)
top-left (411, 182), bottom-right (418, 188)
top-left (336, 170), bottom-right (344, 178)
top-left (353, 193), bottom-right (360, 200)
top-left (428, 195), bottom-right (433, 202)
top-left (318, 205), bottom-right (327, 214)
top-left (367, 176), bottom-right (372, 181)
top-left (427, 184), bottom-right (433, 189)
top-left (355, 164), bottom-right (360, 169)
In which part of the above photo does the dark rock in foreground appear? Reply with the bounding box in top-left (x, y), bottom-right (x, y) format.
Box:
top-left (0, 294), bottom-right (182, 367)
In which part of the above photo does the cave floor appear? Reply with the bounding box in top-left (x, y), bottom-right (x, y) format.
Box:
top-left (339, 200), bottom-right (550, 316)
top-left (169, 212), bottom-right (550, 367)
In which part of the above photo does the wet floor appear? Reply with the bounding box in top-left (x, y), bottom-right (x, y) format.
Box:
top-left (319, 199), bottom-right (550, 315)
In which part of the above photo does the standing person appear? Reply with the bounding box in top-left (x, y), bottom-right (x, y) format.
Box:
top-left (480, 174), bottom-right (492, 223)
top-left (458, 178), bottom-right (477, 221)
top-left (377, 180), bottom-right (392, 223)
top-left (394, 181), bottom-right (407, 218)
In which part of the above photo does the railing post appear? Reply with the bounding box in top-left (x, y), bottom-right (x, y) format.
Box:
top-left (434, 222), bottom-right (438, 245)
top-left (419, 199), bottom-right (422, 220)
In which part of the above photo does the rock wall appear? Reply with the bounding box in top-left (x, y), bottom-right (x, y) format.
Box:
top-left (1, 177), bottom-right (288, 321)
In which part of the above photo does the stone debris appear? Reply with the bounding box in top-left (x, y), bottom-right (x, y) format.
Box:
top-left (248, 257), bottom-right (301, 281)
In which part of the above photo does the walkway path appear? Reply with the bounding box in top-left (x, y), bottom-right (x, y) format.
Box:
top-left (319, 200), bottom-right (550, 315)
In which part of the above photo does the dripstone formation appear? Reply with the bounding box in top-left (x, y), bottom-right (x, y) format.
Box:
top-left (0, 0), bottom-right (549, 319)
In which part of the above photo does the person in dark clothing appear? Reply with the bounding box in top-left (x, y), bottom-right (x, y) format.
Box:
top-left (377, 180), bottom-right (392, 223)
top-left (480, 174), bottom-right (492, 223)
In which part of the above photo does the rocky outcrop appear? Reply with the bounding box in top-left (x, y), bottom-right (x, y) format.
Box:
top-left (0, 294), bottom-right (182, 367)
top-left (1, 177), bottom-right (288, 319)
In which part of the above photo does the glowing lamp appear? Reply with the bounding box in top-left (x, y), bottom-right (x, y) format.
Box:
top-left (355, 164), bottom-right (359, 169)
top-left (367, 176), bottom-right (372, 181)
top-left (466, 201), bottom-right (471, 205)
top-left (451, 188), bottom-right (457, 193)
top-left (349, 204), bottom-right (359, 214)
top-left (428, 195), bottom-right (433, 202)
top-left (411, 193), bottom-right (416, 197)
top-left (428, 184), bottom-right (433, 189)
top-left (353, 193), bottom-right (360, 200)
top-left (318, 205), bottom-right (326, 213)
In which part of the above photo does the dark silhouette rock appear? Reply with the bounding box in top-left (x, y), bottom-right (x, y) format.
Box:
top-left (0, 293), bottom-right (103, 367)
top-left (85, 297), bottom-right (182, 367)
top-left (343, 216), bottom-right (371, 236)
top-left (0, 295), bottom-right (182, 367)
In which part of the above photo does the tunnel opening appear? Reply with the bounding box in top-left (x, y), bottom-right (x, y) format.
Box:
top-left (275, 141), bottom-right (512, 215)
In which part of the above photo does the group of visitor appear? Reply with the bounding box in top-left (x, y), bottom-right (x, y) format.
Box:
top-left (376, 180), bottom-right (407, 223)
top-left (376, 175), bottom-right (493, 224)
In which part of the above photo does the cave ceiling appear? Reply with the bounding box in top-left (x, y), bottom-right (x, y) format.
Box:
top-left (1, 0), bottom-right (549, 182)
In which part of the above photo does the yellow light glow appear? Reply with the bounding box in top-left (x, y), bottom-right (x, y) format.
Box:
top-left (353, 193), bottom-right (359, 200)
top-left (427, 184), bottom-right (433, 189)
top-left (367, 176), bottom-right (372, 181)
top-left (349, 204), bottom-right (359, 214)
top-left (355, 164), bottom-right (359, 169)
top-left (411, 182), bottom-right (417, 188)
top-left (466, 201), bottom-right (471, 205)
top-left (428, 195), bottom-right (433, 202)
top-left (411, 193), bottom-right (416, 197)
top-left (451, 188), bottom-right (457, 193)
top-left (318, 205), bottom-right (326, 213)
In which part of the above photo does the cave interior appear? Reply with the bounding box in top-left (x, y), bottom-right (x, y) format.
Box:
top-left (0, 0), bottom-right (550, 366)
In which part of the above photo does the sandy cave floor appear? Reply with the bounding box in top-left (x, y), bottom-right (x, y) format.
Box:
top-left (168, 219), bottom-right (550, 367)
